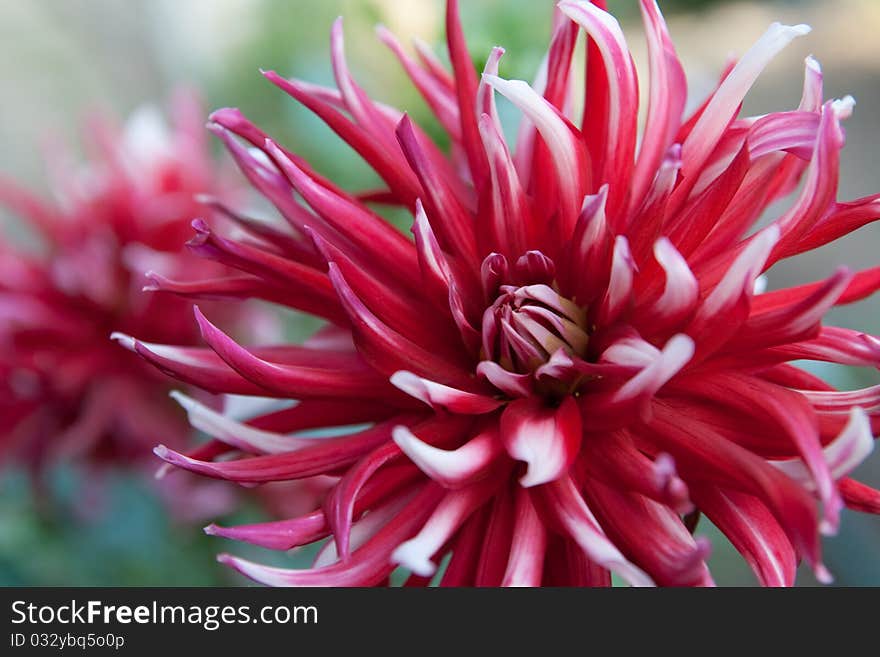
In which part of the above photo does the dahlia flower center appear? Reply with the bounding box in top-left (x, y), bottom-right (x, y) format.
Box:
top-left (483, 282), bottom-right (588, 375)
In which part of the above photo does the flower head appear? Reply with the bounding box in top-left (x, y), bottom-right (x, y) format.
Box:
top-left (0, 92), bottom-right (244, 495)
top-left (135, 1), bottom-right (878, 586)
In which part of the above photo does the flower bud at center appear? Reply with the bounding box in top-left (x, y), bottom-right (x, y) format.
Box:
top-left (482, 283), bottom-right (589, 374)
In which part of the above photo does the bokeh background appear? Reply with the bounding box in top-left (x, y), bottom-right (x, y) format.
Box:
top-left (0, 0), bottom-right (877, 585)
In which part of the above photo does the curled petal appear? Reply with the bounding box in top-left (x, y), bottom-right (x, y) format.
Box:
top-left (799, 384), bottom-right (880, 415)
top-left (770, 407), bottom-right (874, 486)
top-left (477, 47), bottom-right (506, 125)
top-left (410, 199), bottom-right (482, 351)
top-left (500, 396), bottom-right (582, 487)
top-left (730, 267), bottom-right (854, 352)
top-left (329, 18), bottom-right (396, 147)
top-left (613, 334), bottom-right (694, 404)
top-left (144, 270), bottom-right (314, 310)
top-left (476, 360), bottom-right (534, 398)
top-left (562, 186), bottom-right (612, 303)
top-left (392, 424), bottom-right (503, 488)
top-left (596, 235), bottom-right (636, 326)
top-left (752, 265), bottom-right (880, 315)
top-left (650, 237), bottom-right (699, 325)
top-left (312, 494), bottom-right (412, 568)
top-left (736, 327), bottom-right (880, 371)
top-left (699, 225), bottom-right (780, 320)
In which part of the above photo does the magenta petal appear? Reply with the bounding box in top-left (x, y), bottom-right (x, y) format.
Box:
top-left (691, 485), bottom-right (796, 587)
top-left (153, 419), bottom-right (403, 483)
top-left (193, 307), bottom-right (399, 401)
top-left (218, 483), bottom-right (443, 586)
top-left (111, 333), bottom-right (270, 396)
top-left (205, 511), bottom-right (328, 551)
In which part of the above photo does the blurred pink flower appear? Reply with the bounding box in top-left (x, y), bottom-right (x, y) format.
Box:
top-left (128, 1), bottom-right (878, 585)
top-left (0, 92), bottom-right (245, 511)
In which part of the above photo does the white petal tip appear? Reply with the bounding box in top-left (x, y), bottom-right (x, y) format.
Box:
top-left (815, 564), bottom-right (834, 585)
top-left (109, 332), bottom-right (136, 351)
top-left (773, 22), bottom-right (811, 36)
top-left (833, 95), bottom-right (856, 119)
top-left (518, 468), bottom-right (554, 489)
top-left (168, 390), bottom-right (196, 412)
top-left (389, 371), bottom-right (423, 400)
top-left (670, 333), bottom-right (697, 356)
top-left (390, 370), bottom-right (416, 385)
top-left (819, 519), bottom-right (838, 537)
top-left (391, 542), bottom-right (436, 578)
top-left (615, 563), bottom-right (656, 588)
top-left (753, 274), bottom-right (768, 295)
top-left (391, 425), bottom-right (417, 449)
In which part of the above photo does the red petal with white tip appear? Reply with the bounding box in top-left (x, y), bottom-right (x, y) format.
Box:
top-left (392, 423), bottom-right (503, 488)
top-left (500, 396), bottom-right (582, 487)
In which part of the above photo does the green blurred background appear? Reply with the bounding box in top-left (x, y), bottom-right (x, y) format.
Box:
top-left (0, 0), bottom-right (878, 586)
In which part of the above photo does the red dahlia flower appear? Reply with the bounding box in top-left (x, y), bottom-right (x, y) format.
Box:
top-left (0, 93), bottom-right (245, 501)
top-left (126, 1), bottom-right (879, 586)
